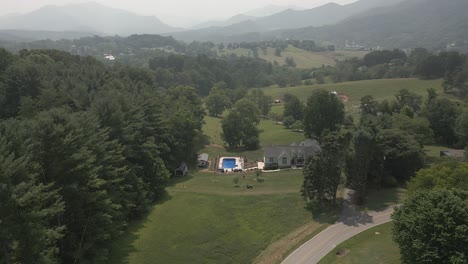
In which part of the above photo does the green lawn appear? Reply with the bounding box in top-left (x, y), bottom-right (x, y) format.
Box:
top-left (170, 170), bottom-right (304, 196)
top-left (319, 222), bottom-right (401, 264)
top-left (203, 115), bottom-right (304, 147)
top-left (108, 170), bottom-right (319, 264)
top-left (219, 47), bottom-right (369, 69)
top-left (262, 78), bottom-right (443, 117)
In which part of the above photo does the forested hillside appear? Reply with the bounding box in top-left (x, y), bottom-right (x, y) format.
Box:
top-left (0, 48), bottom-right (205, 263)
top-left (275, 0), bottom-right (468, 49)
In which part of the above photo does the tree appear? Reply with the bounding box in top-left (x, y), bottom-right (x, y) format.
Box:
top-left (0, 131), bottom-right (64, 264)
top-left (205, 86), bottom-right (231, 117)
top-left (360, 95), bottom-right (380, 117)
top-left (283, 94), bottom-right (303, 121)
top-left (455, 110), bottom-right (468, 147)
top-left (283, 115), bottom-right (295, 129)
top-left (285, 57), bottom-right (296, 68)
top-left (379, 129), bottom-right (425, 183)
top-left (393, 112), bottom-right (434, 145)
top-left (415, 55), bottom-right (445, 79)
top-left (275, 47), bottom-right (282, 57)
top-left (248, 89), bottom-right (272, 117)
top-left (221, 99), bottom-right (260, 149)
top-left (408, 162), bottom-right (468, 193)
top-left (302, 130), bottom-right (350, 207)
top-left (395, 89), bottom-right (422, 112)
top-left (346, 129), bottom-right (375, 204)
top-left (304, 89), bottom-right (344, 138)
top-left (392, 190), bottom-right (468, 264)
top-left (426, 98), bottom-right (459, 145)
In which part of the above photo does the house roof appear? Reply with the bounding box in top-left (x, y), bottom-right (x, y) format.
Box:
top-left (198, 153), bottom-right (209, 161)
top-left (264, 139), bottom-right (321, 158)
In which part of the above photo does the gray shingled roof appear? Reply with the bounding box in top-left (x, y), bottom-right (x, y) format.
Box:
top-left (198, 153), bottom-right (209, 161)
top-left (263, 139), bottom-right (321, 158)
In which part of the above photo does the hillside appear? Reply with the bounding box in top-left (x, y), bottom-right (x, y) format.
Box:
top-left (170, 0), bottom-right (403, 42)
top-left (220, 46), bottom-right (368, 69)
top-left (0, 2), bottom-right (179, 36)
top-left (273, 0), bottom-right (468, 49)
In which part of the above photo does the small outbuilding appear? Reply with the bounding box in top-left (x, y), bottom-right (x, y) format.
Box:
top-left (197, 153), bottom-right (209, 168)
top-left (174, 162), bottom-right (188, 177)
top-left (440, 150), bottom-right (465, 159)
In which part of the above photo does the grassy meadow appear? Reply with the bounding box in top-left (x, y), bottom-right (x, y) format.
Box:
top-left (108, 170), bottom-right (329, 264)
top-left (219, 45), bottom-right (369, 69)
top-left (319, 222), bottom-right (400, 264)
top-left (263, 78), bottom-right (443, 117)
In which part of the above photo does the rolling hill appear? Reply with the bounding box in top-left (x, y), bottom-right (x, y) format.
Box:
top-left (0, 2), bottom-right (179, 37)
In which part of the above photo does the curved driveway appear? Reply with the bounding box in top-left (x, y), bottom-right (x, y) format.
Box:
top-left (281, 190), bottom-right (395, 264)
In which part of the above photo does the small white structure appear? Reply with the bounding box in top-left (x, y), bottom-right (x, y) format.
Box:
top-left (197, 153), bottom-right (209, 168)
top-left (104, 54), bottom-right (116, 61)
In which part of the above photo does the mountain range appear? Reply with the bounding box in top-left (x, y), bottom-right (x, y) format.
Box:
top-left (0, 2), bottom-right (179, 36)
top-left (170, 0), bottom-right (404, 42)
top-left (271, 0), bottom-right (468, 49)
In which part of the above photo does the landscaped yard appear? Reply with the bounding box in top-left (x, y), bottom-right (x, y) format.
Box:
top-left (108, 170), bottom-right (326, 264)
top-left (319, 222), bottom-right (401, 264)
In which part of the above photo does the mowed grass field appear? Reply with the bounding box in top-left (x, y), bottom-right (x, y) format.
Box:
top-left (263, 78), bottom-right (443, 117)
top-left (319, 222), bottom-right (400, 264)
top-left (108, 170), bottom-right (326, 264)
top-left (219, 46), bottom-right (368, 69)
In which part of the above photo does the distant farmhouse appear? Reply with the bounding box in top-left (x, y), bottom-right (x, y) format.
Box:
top-left (263, 139), bottom-right (321, 170)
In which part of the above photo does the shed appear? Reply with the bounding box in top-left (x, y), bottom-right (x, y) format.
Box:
top-left (197, 153), bottom-right (209, 167)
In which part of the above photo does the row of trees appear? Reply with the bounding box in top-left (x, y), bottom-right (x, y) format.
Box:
top-left (0, 48), bottom-right (205, 263)
top-left (328, 49), bottom-right (467, 90)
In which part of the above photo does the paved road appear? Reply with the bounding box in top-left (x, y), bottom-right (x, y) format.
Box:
top-left (281, 190), bottom-right (395, 264)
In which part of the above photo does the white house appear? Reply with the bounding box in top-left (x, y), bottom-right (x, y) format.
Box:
top-left (263, 139), bottom-right (321, 170)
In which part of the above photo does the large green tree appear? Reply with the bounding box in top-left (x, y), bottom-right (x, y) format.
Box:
top-left (205, 85), bottom-right (231, 117)
top-left (302, 130), bottom-right (350, 207)
top-left (392, 190), bottom-right (468, 264)
top-left (426, 97), bottom-right (459, 145)
top-left (283, 94), bottom-right (303, 121)
top-left (346, 129), bottom-right (375, 204)
top-left (221, 99), bottom-right (260, 149)
top-left (304, 89), bottom-right (344, 138)
top-left (408, 162), bottom-right (468, 193)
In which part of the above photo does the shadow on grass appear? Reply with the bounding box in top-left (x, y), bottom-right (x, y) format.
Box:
top-left (359, 187), bottom-right (404, 212)
top-left (107, 191), bottom-right (173, 264)
top-left (305, 198), bottom-right (343, 225)
top-left (167, 174), bottom-right (194, 187)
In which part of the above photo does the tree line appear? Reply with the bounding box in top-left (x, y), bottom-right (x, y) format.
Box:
top-left (0, 48), bottom-right (206, 263)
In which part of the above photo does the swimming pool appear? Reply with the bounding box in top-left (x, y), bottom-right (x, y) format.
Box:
top-left (222, 158), bottom-right (236, 169)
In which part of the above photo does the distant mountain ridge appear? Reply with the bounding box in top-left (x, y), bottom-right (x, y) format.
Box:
top-left (273, 0), bottom-right (468, 49)
top-left (170, 0), bottom-right (403, 42)
top-left (0, 2), bottom-right (180, 36)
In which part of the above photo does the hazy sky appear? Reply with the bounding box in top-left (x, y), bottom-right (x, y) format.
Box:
top-left (0, 0), bottom-right (358, 27)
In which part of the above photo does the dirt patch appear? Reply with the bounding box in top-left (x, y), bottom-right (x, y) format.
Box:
top-left (336, 248), bottom-right (350, 257)
top-left (339, 94), bottom-right (349, 103)
top-left (209, 143), bottom-right (225, 149)
top-left (253, 221), bottom-right (324, 264)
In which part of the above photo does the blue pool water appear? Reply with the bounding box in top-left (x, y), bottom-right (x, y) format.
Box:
top-left (222, 158), bottom-right (236, 169)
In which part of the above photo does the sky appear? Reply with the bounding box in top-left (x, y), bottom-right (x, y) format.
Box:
top-left (0, 0), bottom-right (358, 27)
